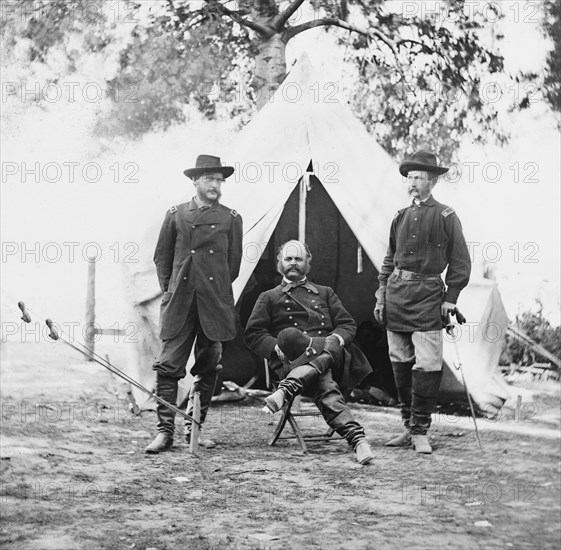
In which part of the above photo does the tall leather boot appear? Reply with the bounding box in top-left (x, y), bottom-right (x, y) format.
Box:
top-left (185, 370), bottom-right (219, 448)
top-left (410, 370), bottom-right (443, 454)
top-left (337, 422), bottom-right (373, 465)
top-left (385, 361), bottom-right (414, 447)
top-left (145, 375), bottom-right (178, 454)
top-left (265, 364), bottom-right (322, 412)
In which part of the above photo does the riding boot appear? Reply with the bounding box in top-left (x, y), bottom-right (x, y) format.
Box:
top-left (336, 422), bottom-right (373, 465)
top-left (385, 361), bottom-right (414, 446)
top-left (145, 375), bottom-right (178, 454)
top-left (263, 363), bottom-right (324, 413)
top-left (410, 370), bottom-right (443, 454)
top-left (185, 371), bottom-right (219, 448)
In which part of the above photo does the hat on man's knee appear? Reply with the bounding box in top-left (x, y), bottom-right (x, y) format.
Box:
top-left (277, 328), bottom-right (326, 368)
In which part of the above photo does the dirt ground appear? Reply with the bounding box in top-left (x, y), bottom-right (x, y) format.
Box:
top-left (1, 341), bottom-right (560, 550)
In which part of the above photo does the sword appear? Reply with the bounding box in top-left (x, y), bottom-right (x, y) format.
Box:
top-left (18, 301), bottom-right (200, 427)
top-left (446, 308), bottom-right (484, 453)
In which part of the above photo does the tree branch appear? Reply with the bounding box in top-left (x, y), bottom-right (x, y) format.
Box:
top-left (204, 0), bottom-right (274, 37)
top-left (284, 17), bottom-right (398, 55)
top-left (272, 0), bottom-right (307, 31)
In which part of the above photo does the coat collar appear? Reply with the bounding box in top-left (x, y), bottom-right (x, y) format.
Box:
top-left (281, 279), bottom-right (319, 294)
top-left (188, 197), bottom-right (220, 211)
top-left (411, 194), bottom-right (436, 208)
top-left (185, 198), bottom-right (221, 223)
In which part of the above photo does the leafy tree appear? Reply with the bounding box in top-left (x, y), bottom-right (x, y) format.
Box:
top-left (1, 0), bottom-right (121, 137)
top-left (541, 0), bottom-right (561, 113)
top-left (4, 1), bottom-right (559, 161)
top-left (103, 0), bottom-right (511, 161)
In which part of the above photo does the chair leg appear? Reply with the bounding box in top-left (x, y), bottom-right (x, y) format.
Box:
top-left (268, 395), bottom-right (333, 452)
top-left (268, 399), bottom-right (293, 447)
top-left (287, 414), bottom-right (308, 453)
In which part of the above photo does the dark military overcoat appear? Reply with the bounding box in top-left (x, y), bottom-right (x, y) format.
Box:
top-left (154, 199), bottom-right (243, 341)
top-left (244, 280), bottom-right (372, 394)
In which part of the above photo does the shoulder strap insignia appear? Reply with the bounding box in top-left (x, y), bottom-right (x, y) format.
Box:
top-left (393, 210), bottom-right (400, 220)
top-left (169, 205), bottom-right (177, 214)
top-left (230, 209), bottom-right (238, 217)
top-left (442, 206), bottom-right (455, 218)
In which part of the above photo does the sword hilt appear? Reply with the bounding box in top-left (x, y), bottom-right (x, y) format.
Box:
top-left (45, 319), bottom-right (59, 340)
top-left (18, 301), bottom-right (32, 323)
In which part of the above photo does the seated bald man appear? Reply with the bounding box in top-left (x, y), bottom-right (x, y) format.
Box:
top-left (245, 240), bottom-right (374, 465)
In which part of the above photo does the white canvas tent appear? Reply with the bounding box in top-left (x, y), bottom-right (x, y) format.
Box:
top-left (124, 53), bottom-right (511, 414)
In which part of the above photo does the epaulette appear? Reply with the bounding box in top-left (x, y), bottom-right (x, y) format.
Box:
top-left (393, 210), bottom-right (402, 220)
top-left (230, 209), bottom-right (238, 217)
top-left (169, 205), bottom-right (177, 214)
top-left (442, 206), bottom-right (455, 218)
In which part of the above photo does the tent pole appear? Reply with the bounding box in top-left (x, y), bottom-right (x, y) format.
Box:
top-left (298, 174), bottom-right (309, 242)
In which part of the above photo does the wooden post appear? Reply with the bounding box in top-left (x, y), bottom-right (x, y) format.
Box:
top-left (189, 392), bottom-right (201, 455)
top-left (85, 257), bottom-right (96, 361)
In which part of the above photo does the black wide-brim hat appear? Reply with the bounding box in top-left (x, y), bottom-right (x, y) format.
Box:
top-left (277, 327), bottom-right (326, 369)
top-left (183, 154), bottom-right (235, 179)
top-left (399, 150), bottom-right (449, 177)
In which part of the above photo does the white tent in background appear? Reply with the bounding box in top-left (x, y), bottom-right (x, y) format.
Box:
top-left (124, 53), bottom-right (510, 415)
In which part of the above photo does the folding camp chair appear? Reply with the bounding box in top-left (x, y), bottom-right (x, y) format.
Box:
top-left (264, 359), bottom-right (337, 453)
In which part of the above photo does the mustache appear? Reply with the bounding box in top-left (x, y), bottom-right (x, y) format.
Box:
top-left (283, 265), bottom-right (304, 273)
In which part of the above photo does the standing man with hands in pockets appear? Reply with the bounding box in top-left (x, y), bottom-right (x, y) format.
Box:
top-left (145, 155), bottom-right (243, 454)
top-left (374, 150), bottom-right (471, 454)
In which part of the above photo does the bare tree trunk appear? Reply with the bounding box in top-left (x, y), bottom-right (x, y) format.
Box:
top-left (253, 34), bottom-right (287, 109)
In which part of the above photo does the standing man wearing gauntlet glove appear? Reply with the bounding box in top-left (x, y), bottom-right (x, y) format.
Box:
top-left (375, 150), bottom-right (471, 454)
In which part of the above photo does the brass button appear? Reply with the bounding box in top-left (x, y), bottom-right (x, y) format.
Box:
top-left (183, 277), bottom-right (187, 280)
top-left (192, 225), bottom-right (196, 229)
top-left (191, 250), bottom-right (196, 254)
top-left (289, 316), bottom-right (293, 320)
top-left (209, 277), bottom-right (213, 281)
top-left (287, 308), bottom-right (291, 311)
top-left (318, 331), bottom-right (322, 335)
top-left (321, 323), bottom-right (325, 326)
top-left (294, 323), bottom-right (298, 326)
top-left (209, 250), bottom-right (214, 254)
top-left (211, 225), bottom-right (215, 229)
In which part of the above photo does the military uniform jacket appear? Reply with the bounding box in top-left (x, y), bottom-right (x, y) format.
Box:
top-left (245, 281), bottom-right (372, 392)
top-left (378, 195), bottom-right (471, 332)
top-left (154, 199), bottom-right (243, 341)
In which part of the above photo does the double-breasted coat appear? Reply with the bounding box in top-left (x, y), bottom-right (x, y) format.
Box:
top-left (154, 199), bottom-right (243, 342)
top-left (244, 280), bottom-right (372, 394)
